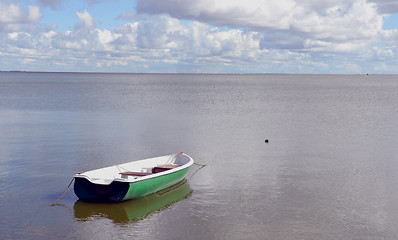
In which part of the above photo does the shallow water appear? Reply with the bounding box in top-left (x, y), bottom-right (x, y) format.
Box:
top-left (1, 73), bottom-right (398, 240)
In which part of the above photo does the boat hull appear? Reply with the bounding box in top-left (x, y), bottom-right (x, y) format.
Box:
top-left (123, 167), bottom-right (189, 201)
top-left (74, 167), bottom-right (190, 202)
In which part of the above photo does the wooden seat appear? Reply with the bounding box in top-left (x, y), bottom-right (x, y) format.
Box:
top-left (152, 164), bottom-right (179, 173)
top-left (119, 171), bottom-right (152, 177)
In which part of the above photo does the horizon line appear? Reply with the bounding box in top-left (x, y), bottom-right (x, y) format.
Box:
top-left (0, 70), bottom-right (386, 75)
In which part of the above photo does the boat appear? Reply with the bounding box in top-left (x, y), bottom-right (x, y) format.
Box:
top-left (73, 152), bottom-right (194, 202)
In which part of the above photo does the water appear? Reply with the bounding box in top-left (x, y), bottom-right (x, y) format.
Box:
top-left (1, 72), bottom-right (398, 240)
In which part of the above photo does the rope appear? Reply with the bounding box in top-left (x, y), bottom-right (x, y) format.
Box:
top-left (115, 164), bottom-right (133, 173)
top-left (166, 155), bottom-right (176, 165)
top-left (166, 152), bottom-right (184, 165)
top-left (193, 162), bottom-right (206, 167)
top-left (50, 178), bottom-right (74, 206)
top-left (188, 161), bottom-right (207, 180)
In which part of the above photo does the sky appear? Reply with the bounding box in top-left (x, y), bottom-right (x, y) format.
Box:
top-left (1, 0), bottom-right (398, 73)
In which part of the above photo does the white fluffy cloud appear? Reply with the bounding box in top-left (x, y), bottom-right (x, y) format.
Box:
top-left (137, 0), bottom-right (382, 42)
top-left (1, 0), bottom-right (398, 73)
top-left (0, 2), bottom-right (41, 32)
top-left (133, 0), bottom-right (394, 72)
top-left (76, 10), bottom-right (95, 28)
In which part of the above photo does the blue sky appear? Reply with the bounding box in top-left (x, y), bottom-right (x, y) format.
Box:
top-left (38, 0), bottom-right (136, 32)
top-left (1, 0), bottom-right (398, 73)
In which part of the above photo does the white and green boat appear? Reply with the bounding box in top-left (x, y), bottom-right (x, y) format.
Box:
top-left (74, 152), bottom-right (194, 202)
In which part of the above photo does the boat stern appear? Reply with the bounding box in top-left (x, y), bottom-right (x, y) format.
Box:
top-left (74, 177), bottom-right (129, 202)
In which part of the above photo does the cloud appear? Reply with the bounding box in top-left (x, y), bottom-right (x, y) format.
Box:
top-left (1, 9), bottom-right (270, 72)
top-left (382, 28), bottom-right (398, 40)
top-left (135, 15), bottom-right (186, 49)
top-left (136, 0), bottom-right (382, 42)
top-left (133, 0), bottom-right (390, 73)
top-left (44, 23), bottom-right (59, 31)
top-left (0, 0), bottom-right (397, 73)
top-left (86, 0), bottom-right (106, 5)
top-left (7, 32), bottom-right (35, 49)
top-left (36, 0), bottom-right (63, 10)
top-left (0, 2), bottom-right (42, 32)
top-left (370, 0), bottom-right (398, 14)
top-left (21, 58), bottom-right (37, 64)
top-left (76, 10), bottom-right (95, 28)
top-left (116, 11), bottom-right (136, 21)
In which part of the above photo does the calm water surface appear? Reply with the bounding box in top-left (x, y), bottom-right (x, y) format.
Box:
top-left (1, 73), bottom-right (398, 240)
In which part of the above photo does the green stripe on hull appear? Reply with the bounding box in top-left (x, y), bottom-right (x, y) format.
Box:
top-left (122, 167), bottom-right (190, 201)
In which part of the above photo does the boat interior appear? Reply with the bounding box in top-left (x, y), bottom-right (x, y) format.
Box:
top-left (78, 153), bottom-right (192, 182)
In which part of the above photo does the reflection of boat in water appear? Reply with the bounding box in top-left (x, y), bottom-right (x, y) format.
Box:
top-left (73, 179), bottom-right (192, 223)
